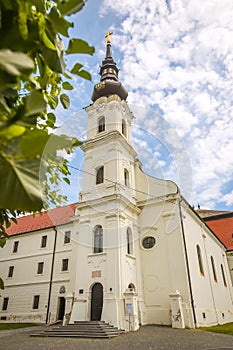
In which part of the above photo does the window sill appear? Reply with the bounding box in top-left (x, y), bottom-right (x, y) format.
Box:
top-left (95, 182), bottom-right (105, 187)
top-left (126, 254), bottom-right (136, 259)
top-left (88, 252), bottom-right (107, 258)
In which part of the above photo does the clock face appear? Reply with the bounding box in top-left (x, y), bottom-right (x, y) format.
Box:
top-left (95, 81), bottom-right (105, 91)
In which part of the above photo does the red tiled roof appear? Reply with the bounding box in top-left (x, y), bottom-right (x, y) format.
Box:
top-left (7, 203), bottom-right (76, 236)
top-left (204, 216), bottom-right (233, 251)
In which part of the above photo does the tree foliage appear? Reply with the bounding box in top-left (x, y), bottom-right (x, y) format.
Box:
top-left (0, 0), bottom-right (95, 288)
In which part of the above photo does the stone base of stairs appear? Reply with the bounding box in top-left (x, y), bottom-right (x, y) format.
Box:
top-left (30, 321), bottom-right (125, 339)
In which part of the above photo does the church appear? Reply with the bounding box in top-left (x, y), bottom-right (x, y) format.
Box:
top-left (0, 34), bottom-right (233, 331)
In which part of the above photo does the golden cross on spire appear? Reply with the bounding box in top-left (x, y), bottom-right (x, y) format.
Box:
top-left (105, 31), bottom-right (113, 44)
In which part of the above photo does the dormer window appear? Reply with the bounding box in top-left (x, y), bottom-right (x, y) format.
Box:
top-left (122, 119), bottom-right (127, 137)
top-left (96, 166), bottom-right (104, 185)
top-left (98, 116), bottom-right (105, 133)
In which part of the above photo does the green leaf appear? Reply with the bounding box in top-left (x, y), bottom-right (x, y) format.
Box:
top-left (56, 0), bottom-right (85, 16)
top-left (71, 63), bottom-right (92, 81)
top-left (42, 46), bottom-right (65, 73)
top-left (0, 125), bottom-right (25, 140)
top-left (42, 31), bottom-right (56, 51)
top-left (24, 91), bottom-right (46, 117)
top-left (47, 112), bottom-right (56, 128)
top-left (0, 277), bottom-right (4, 290)
top-left (18, 0), bottom-right (28, 40)
top-left (60, 93), bottom-right (70, 109)
top-left (0, 237), bottom-right (6, 248)
top-left (0, 154), bottom-right (43, 211)
top-left (72, 138), bottom-right (82, 147)
top-left (66, 38), bottom-right (95, 55)
top-left (47, 95), bottom-right (58, 109)
top-left (48, 7), bottom-right (73, 37)
top-left (70, 63), bottom-right (83, 73)
top-left (33, 0), bottom-right (46, 13)
top-left (63, 177), bottom-right (70, 185)
top-left (0, 49), bottom-right (34, 77)
top-left (42, 134), bottom-right (79, 154)
top-left (36, 54), bottom-right (46, 78)
top-left (20, 129), bottom-right (50, 158)
top-left (76, 69), bottom-right (91, 81)
top-left (62, 81), bottom-right (73, 90)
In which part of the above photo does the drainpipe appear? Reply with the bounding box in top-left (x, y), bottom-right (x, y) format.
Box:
top-left (46, 227), bottom-right (58, 324)
top-left (178, 199), bottom-right (197, 327)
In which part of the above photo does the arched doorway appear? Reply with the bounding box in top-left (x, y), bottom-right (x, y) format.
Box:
top-left (91, 283), bottom-right (103, 321)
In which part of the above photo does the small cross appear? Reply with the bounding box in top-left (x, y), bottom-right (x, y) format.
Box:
top-left (105, 31), bottom-right (113, 44)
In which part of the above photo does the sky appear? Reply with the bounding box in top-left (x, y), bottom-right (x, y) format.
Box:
top-left (45, 0), bottom-right (233, 211)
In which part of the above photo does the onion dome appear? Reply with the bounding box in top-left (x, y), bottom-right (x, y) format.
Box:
top-left (91, 32), bottom-right (128, 102)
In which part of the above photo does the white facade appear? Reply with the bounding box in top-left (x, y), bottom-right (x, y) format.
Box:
top-left (67, 94), bottom-right (233, 329)
top-left (1, 43), bottom-right (233, 330)
top-left (0, 223), bottom-right (77, 323)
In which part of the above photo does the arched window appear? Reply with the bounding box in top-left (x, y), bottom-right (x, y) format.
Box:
top-left (221, 264), bottom-right (227, 287)
top-left (98, 116), bottom-right (105, 133)
top-left (124, 169), bottom-right (129, 186)
top-left (127, 228), bottom-right (133, 255)
top-left (94, 226), bottom-right (103, 253)
top-left (210, 256), bottom-right (217, 282)
top-left (96, 166), bottom-right (104, 184)
top-left (196, 245), bottom-right (204, 276)
top-left (122, 119), bottom-right (127, 136)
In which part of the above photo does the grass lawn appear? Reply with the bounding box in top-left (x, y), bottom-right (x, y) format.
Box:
top-left (0, 323), bottom-right (41, 331)
top-left (201, 322), bottom-right (233, 336)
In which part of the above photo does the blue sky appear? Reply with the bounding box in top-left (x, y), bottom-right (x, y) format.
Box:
top-left (45, 0), bottom-right (233, 211)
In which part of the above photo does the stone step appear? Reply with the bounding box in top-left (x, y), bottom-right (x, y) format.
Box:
top-left (30, 321), bottom-right (125, 339)
top-left (45, 328), bottom-right (122, 334)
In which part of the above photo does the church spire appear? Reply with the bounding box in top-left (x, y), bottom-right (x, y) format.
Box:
top-left (91, 32), bottom-right (128, 102)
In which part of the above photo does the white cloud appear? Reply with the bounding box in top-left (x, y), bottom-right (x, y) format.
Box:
top-left (101, 0), bottom-right (233, 210)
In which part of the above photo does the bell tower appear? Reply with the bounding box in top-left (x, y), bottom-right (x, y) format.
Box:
top-left (81, 32), bottom-right (136, 202)
top-left (70, 34), bottom-right (144, 331)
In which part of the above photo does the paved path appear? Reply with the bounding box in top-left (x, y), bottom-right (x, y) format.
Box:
top-left (0, 325), bottom-right (233, 350)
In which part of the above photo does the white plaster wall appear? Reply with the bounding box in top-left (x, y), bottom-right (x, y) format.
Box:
top-left (138, 199), bottom-right (194, 327)
top-left (0, 224), bottom-right (76, 323)
top-left (182, 205), bottom-right (233, 326)
top-left (227, 251), bottom-right (233, 285)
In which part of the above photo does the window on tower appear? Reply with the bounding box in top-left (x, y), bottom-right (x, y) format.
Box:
top-left (98, 116), bottom-right (105, 133)
top-left (124, 169), bottom-right (129, 186)
top-left (96, 166), bottom-right (104, 185)
top-left (122, 119), bottom-right (127, 137)
top-left (127, 228), bottom-right (133, 255)
top-left (94, 225), bottom-right (103, 253)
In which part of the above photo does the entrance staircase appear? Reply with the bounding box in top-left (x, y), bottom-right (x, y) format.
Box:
top-left (30, 321), bottom-right (125, 338)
